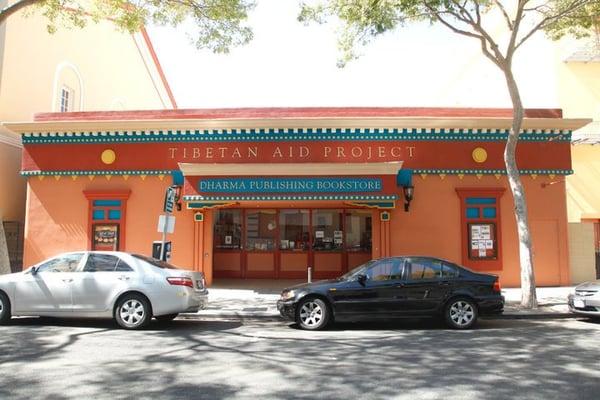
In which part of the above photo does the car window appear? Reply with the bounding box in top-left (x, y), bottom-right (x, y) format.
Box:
top-left (132, 254), bottom-right (178, 269)
top-left (441, 263), bottom-right (459, 278)
top-left (115, 259), bottom-right (133, 272)
top-left (37, 253), bottom-right (83, 273)
top-left (364, 259), bottom-right (401, 281)
top-left (407, 258), bottom-right (443, 280)
top-left (83, 254), bottom-right (120, 272)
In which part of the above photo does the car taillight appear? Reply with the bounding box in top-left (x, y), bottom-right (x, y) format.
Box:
top-left (493, 279), bottom-right (501, 293)
top-left (167, 277), bottom-right (194, 288)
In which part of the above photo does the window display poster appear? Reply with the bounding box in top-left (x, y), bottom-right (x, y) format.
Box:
top-left (93, 224), bottom-right (119, 251)
top-left (481, 225), bottom-right (491, 240)
top-left (225, 235), bottom-right (232, 245)
top-left (315, 230), bottom-right (325, 239)
top-left (334, 230), bottom-right (343, 244)
top-left (468, 223), bottom-right (496, 260)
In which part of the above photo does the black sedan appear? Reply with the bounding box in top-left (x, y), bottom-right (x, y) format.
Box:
top-left (277, 256), bottom-right (504, 330)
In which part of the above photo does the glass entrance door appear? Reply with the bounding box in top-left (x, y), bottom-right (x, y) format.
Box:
top-left (279, 209), bottom-right (310, 278)
top-left (245, 210), bottom-right (277, 278)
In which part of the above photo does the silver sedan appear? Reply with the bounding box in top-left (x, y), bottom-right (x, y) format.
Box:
top-left (568, 280), bottom-right (600, 318)
top-left (0, 251), bottom-right (208, 329)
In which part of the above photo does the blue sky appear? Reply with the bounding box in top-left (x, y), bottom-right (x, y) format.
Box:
top-left (148, 0), bottom-right (559, 109)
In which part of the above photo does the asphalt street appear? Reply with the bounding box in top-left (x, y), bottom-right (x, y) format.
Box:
top-left (0, 316), bottom-right (599, 400)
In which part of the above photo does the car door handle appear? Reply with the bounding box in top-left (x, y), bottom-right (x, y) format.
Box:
top-left (395, 283), bottom-right (405, 288)
top-left (62, 278), bottom-right (74, 283)
top-left (438, 281), bottom-right (451, 286)
top-left (118, 276), bottom-right (130, 281)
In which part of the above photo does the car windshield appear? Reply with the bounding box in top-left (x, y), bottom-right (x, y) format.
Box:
top-left (132, 254), bottom-right (178, 270)
top-left (338, 260), bottom-right (378, 281)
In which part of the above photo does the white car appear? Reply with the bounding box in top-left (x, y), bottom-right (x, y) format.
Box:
top-left (0, 251), bottom-right (208, 329)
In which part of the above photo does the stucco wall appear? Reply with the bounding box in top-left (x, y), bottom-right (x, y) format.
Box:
top-left (567, 222), bottom-right (596, 284)
top-left (23, 176), bottom-right (196, 270)
top-left (23, 174), bottom-right (571, 287)
top-left (385, 175), bottom-right (570, 287)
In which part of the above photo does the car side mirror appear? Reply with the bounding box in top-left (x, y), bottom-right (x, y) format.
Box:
top-left (357, 274), bottom-right (367, 286)
top-left (30, 266), bottom-right (38, 276)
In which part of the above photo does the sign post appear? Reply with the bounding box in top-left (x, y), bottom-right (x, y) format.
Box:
top-left (159, 186), bottom-right (176, 261)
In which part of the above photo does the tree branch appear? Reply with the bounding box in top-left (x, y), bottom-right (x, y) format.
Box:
top-left (0, 0), bottom-right (41, 26)
top-left (493, 0), bottom-right (513, 30)
top-left (515, 0), bottom-right (593, 50)
top-left (423, 3), bottom-right (482, 40)
top-left (506, 0), bottom-right (526, 62)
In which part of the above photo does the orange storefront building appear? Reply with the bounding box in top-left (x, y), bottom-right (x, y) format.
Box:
top-left (4, 108), bottom-right (590, 286)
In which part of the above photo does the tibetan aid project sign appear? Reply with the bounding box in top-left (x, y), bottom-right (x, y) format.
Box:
top-left (198, 178), bottom-right (383, 194)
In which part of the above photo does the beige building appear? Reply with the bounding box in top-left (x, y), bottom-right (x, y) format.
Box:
top-left (556, 40), bottom-right (600, 283)
top-left (0, 1), bottom-right (176, 270)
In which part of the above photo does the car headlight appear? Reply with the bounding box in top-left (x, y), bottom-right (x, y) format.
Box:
top-left (280, 290), bottom-right (296, 301)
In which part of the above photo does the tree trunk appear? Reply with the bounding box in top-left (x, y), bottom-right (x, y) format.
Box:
top-left (502, 67), bottom-right (538, 308)
top-left (0, 218), bottom-right (11, 275)
top-left (0, 0), bottom-right (40, 26)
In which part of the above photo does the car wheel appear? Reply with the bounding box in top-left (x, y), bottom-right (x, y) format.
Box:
top-left (115, 294), bottom-right (152, 330)
top-left (0, 292), bottom-right (11, 325)
top-left (296, 297), bottom-right (330, 330)
top-left (444, 298), bottom-right (478, 329)
top-left (155, 313), bottom-right (178, 322)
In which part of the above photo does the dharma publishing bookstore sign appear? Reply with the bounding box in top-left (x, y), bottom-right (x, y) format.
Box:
top-left (198, 178), bottom-right (383, 193)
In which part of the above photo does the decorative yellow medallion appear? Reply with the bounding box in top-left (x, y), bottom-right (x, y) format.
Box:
top-left (472, 147), bottom-right (488, 163)
top-left (101, 149), bottom-right (116, 165)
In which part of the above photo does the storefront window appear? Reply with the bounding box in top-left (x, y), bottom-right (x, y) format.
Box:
top-left (214, 210), bottom-right (242, 250)
top-left (279, 209), bottom-right (310, 251)
top-left (246, 210), bottom-right (277, 251)
top-left (312, 209), bottom-right (343, 251)
top-left (345, 210), bottom-right (372, 252)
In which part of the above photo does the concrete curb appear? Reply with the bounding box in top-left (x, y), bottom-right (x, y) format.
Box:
top-left (181, 311), bottom-right (579, 321)
top-left (483, 313), bottom-right (577, 320)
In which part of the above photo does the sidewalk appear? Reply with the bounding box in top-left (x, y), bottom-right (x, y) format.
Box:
top-left (183, 281), bottom-right (576, 320)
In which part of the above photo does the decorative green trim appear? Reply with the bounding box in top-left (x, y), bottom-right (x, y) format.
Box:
top-left (183, 194), bottom-right (399, 201)
top-left (21, 170), bottom-right (171, 176)
top-left (187, 202), bottom-right (237, 210)
top-left (413, 169), bottom-right (573, 175)
top-left (21, 128), bottom-right (572, 144)
top-left (20, 168), bottom-right (574, 177)
top-left (345, 201), bottom-right (396, 209)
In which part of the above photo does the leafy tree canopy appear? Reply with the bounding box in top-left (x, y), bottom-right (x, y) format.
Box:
top-left (1, 0), bottom-right (256, 53)
top-left (299, 0), bottom-right (600, 67)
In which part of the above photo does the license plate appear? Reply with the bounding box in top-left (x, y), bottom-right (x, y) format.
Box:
top-left (574, 299), bottom-right (585, 308)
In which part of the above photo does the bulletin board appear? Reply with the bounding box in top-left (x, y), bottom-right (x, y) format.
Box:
top-left (468, 223), bottom-right (497, 260)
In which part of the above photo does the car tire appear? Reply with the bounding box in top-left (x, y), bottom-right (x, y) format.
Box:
top-left (0, 292), bottom-right (11, 325)
top-left (115, 294), bottom-right (152, 330)
top-left (155, 313), bottom-right (178, 322)
top-left (296, 297), bottom-right (330, 331)
top-left (444, 297), bottom-right (478, 329)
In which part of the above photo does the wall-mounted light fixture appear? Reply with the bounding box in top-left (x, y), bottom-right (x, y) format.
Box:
top-left (397, 169), bottom-right (414, 212)
top-left (402, 185), bottom-right (414, 212)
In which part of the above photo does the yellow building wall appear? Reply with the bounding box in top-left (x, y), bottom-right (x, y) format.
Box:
top-left (567, 145), bottom-right (600, 222)
top-left (0, 137), bottom-right (25, 221)
top-left (0, 5), bottom-right (173, 122)
top-left (556, 40), bottom-right (600, 282)
top-left (568, 223), bottom-right (597, 283)
top-left (0, 2), bottom-right (174, 268)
